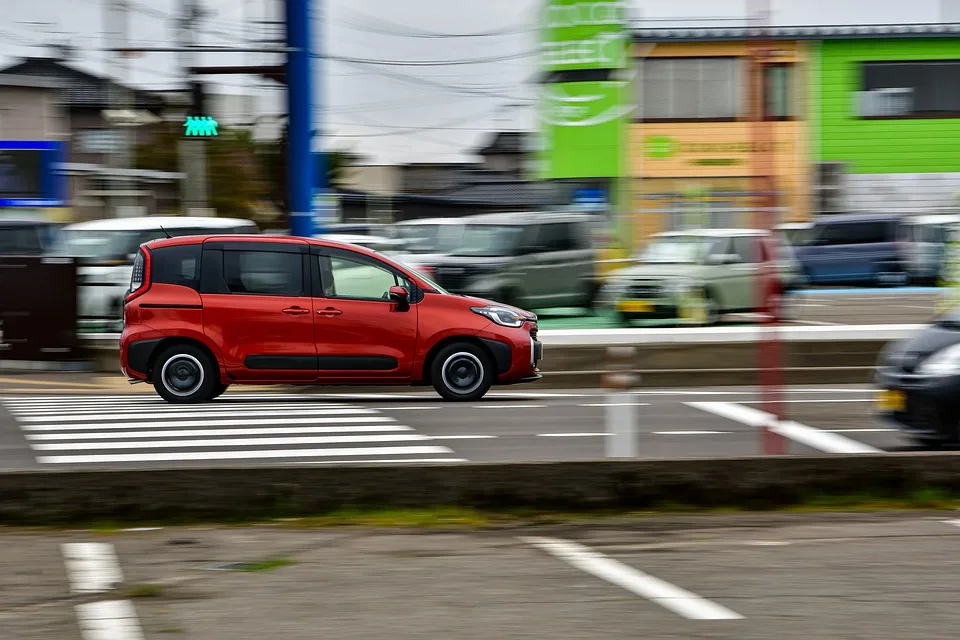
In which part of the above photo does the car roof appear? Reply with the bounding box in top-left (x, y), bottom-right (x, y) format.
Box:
top-left (143, 234), bottom-right (397, 259)
top-left (396, 217), bottom-right (464, 226)
top-left (463, 211), bottom-right (592, 225)
top-left (909, 214), bottom-right (960, 225)
top-left (775, 222), bottom-right (813, 230)
top-left (653, 228), bottom-right (770, 238)
top-left (813, 213), bottom-right (902, 225)
top-left (62, 216), bottom-right (256, 232)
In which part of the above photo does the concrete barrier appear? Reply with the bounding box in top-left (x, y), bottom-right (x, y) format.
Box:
top-left (72, 325), bottom-right (920, 387)
top-left (1, 454), bottom-right (959, 525)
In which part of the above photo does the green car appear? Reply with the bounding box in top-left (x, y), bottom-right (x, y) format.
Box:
top-left (600, 229), bottom-right (803, 325)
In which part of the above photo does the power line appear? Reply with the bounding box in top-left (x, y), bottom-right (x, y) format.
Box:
top-left (324, 50), bottom-right (537, 67)
top-left (331, 59), bottom-right (532, 101)
top-left (336, 7), bottom-right (532, 39)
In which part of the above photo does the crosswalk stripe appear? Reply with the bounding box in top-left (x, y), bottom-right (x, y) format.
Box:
top-left (33, 433), bottom-right (432, 451)
top-left (36, 445), bottom-right (455, 464)
top-left (26, 425), bottom-right (413, 440)
top-left (9, 403), bottom-right (358, 415)
top-left (18, 408), bottom-right (380, 423)
top-left (19, 416), bottom-right (397, 431)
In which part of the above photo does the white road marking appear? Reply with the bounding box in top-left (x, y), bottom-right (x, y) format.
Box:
top-left (33, 433), bottom-right (432, 451)
top-left (522, 536), bottom-right (743, 621)
top-left (537, 432), bottom-right (606, 438)
top-left (8, 402), bottom-right (355, 415)
top-left (427, 435), bottom-right (497, 440)
top-left (26, 424), bottom-right (413, 441)
top-left (287, 458), bottom-right (469, 465)
top-left (379, 406), bottom-right (442, 411)
top-left (75, 600), bottom-right (145, 640)
top-left (61, 543), bottom-right (124, 594)
top-left (743, 399), bottom-right (872, 404)
top-left (687, 402), bottom-right (882, 454)
top-left (826, 428), bottom-right (895, 433)
top-left (18, 407), bottom-right (379, 423)
top-left (941, 519), bottom-right (960, 528)
top-left (579, 402), bottom-right (651, 407)
top-left (652, 430), bottom-right (729, 435)
top-left (37, 445), bottom-right (455, 464)
top-left (470, 404), bottom-right (548, 409)
top-left (20, 416), bottom-right (398, 431)
top-left (791, 319), bottom-right (841, 326)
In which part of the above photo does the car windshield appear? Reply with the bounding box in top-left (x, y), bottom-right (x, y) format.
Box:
top-left (640, 236), bottom-right (715, 264)
top-left (51, 230), bottom-right (152, 261)
top-left (393, 224), bottom-right (462, 254)
top-left (453, 224), bottom-right (524, 257)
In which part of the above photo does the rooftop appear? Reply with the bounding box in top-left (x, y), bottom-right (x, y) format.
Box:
top-left (632, 22), bottom-right (960, 42)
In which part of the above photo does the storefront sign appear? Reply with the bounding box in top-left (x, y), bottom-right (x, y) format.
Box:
top-left (541, 0), bottom-right (628, 71)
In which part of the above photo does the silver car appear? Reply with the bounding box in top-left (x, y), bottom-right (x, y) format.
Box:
top-left (601, 229), bottom-right (802, 325)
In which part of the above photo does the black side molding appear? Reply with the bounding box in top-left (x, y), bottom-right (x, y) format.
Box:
top-left (127, 338), bottom-right (163, 376)
top-left (245, 355), bottom-right (318, 370)
top-left (318, 355), bottom-right (398, 371)
top-left (479, 338), bottom-right (512, 374)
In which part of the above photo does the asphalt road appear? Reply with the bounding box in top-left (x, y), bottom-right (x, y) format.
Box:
top-left (0, 383), bottom-right (918, 470)
top-left (5, 512), bottom-right (960, 639)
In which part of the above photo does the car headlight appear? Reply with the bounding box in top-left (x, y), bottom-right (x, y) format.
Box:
top-left (471, 305), bottom-right (524, 328)
top-left (917, 343), bottom-right (960, 376)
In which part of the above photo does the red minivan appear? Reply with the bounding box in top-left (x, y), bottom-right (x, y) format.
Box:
top-left (120, 235), bottom-right (542, 403)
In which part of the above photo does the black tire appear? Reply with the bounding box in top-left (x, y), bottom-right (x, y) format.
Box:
top-left (696, 290), bottom-right (720, 326)
top-left (431, 342), bottom-right (494, 402)
top-left (210, 383), bottom-right (230, 400)
top-left (581, 279), bottom-right (599, 313)
top-left (153, 344), bottom-right (218, 404)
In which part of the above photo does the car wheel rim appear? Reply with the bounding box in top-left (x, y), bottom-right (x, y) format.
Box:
top-left (160, 354), bottom-right (205, 397)
top-left (441, 352), bottom-right (484, 395)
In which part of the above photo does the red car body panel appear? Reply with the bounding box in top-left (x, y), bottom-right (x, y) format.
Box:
top-left (120, 235), bottom-right (541, 389)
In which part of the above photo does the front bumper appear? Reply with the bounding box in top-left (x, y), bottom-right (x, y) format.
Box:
top-left (875, 368), bottom-right (960, 442)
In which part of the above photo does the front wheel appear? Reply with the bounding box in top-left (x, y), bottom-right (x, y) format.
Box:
top-left (210, 383), bottom-right (230, 400)
top-left (154, 344), bottom-right (218, 404)
top-left (431, 343), bottom-right (494, 402)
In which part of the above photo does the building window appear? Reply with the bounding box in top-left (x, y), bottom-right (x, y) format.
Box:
top-left (764, 64), bottom-right (795, 120)
top-left (859, 61), bottom-right (960, 118)
top-left (639, 57), bottom-right (741, 121)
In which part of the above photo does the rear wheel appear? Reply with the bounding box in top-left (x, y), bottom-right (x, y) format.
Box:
top-left (153, 344), bottom-right (218, 404)
top-left (431, 342), bottom-right (494, 402)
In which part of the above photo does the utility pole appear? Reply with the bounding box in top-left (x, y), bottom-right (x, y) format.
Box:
top-left (178, 0), bottom-right (210, 214)
top-left (286, 0), bottom-right (316, 236)
top-left (103, 0), bottom-right (133, 216)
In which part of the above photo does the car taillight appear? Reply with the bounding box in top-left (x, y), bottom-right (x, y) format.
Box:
top-left (125, 249), bottom-right (150, 303)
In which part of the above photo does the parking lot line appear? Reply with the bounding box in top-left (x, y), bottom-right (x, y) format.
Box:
top-left (61, 543), bottom-right (124, 594)
top-left (75, 600), bottom-right (145, 640)
top-left (687, 402), bottom-right (883, 454)
top-left (521, 536), bottom-right (743, 621)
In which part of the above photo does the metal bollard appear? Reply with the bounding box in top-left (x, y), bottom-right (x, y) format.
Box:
top-left (603, 346), bottom-right (639, 458)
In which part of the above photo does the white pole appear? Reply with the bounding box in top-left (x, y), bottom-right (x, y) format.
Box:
top-left (603, 347), bottom-right (638, 458)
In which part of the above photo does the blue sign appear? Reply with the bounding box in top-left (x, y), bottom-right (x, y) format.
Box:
top-left (0, 141), bottom-right (66, 207)
top-left (572, 188), bottom-right (608, 212)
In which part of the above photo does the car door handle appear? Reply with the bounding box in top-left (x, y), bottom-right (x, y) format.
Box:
top-left (282, 306), bottom-right (310, 316)
top-left (317, 307), bottom-right (343, 316)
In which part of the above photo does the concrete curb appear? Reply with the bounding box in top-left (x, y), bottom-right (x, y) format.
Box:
top-left (2, 455), bottom-right (960, 525)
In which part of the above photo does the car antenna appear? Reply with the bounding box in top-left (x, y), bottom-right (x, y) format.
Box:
top-left (159, 226), bottom-right (172, 239)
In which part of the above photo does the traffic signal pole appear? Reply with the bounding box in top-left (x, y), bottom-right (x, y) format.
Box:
top-left (286, 0), bottom-right (316, 237)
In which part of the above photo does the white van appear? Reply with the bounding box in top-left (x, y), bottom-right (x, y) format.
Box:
top-left (52, 216), bottom-right (259, 331)
top-left (902, 214), bottom-right (960, 284)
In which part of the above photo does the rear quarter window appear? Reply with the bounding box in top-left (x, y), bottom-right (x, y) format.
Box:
top-left (151, 244), bottom-right (202, 290)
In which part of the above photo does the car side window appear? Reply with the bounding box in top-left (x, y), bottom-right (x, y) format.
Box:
top-left (732, 237), bottom-right (759, 263)
top-left (222, 250), bottom-right (303, 296)
top-left (538, 223), bottom-right (574, 252)
top-left (318, 253), bottom-right (410, 301)
top-left (151, 245), bottom-right (202, 291)
top-left (708, 238), bottom-right (731, 258)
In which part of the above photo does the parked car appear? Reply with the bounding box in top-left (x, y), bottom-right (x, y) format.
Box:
top-left (52, 216), bottom-right (259, 331)
top-left (795, 213), bottom-right (911, 286)
top-left (600, 229), bottom-right (801, 325)
top-left (775, 222), bottom-right (814, 247)
top-left (0, 219), bottom-right (60, 256)
top-left (875, 311), bottom-right (960, 445)
top-left (901, 214), bottom-right (960, 284)
top-left (120, 234), bottom-right (542, 403)
top-left (428, 212), bottom-right (598, 310)
top-left (318, 233), bottom-right (409, 256)
top-left (388, 218), bottom-right (466, 273)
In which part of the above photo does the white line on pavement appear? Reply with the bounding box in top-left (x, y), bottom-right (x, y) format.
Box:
top-left (37, 445), bottom-right (455, 464)
top-left (75, 600), bottom-right (145, 640)
top-left (8, 402), bottom-right (356, 415)
top-left (426, 435), bottom-right (498, 440)
top-left (826, 428), bottom-right (895, 433)
top-left (33, 433), bottom-right (432, 451)
top-left (686, 402), bottom-right (882, 454)
top-left (537, 432), bottom-right (606, 437)
top-left (521, 536), bottom-right (743, 621)
top-left (652, 431), bottom-right (730, 435)
top-left (941, 520), bottom-right (960, 528)
top-left (19, 416), bottom-right (397, 432)
top-left (26, 425), bottom-right (414, 441)
top-left (743, 399), bottom-right (872, 405)
top-left (19, 408), bottom-right (379, 423)
top-left (379, 406), bottom-right (442, 411)
top-left (287, 458), bottom-right (470, 465)
top-left (61, 543), bottom-right (124, 594)
top-left (470, 404), bottom-right (548, 409)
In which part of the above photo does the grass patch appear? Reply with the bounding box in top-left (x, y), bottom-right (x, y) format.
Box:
top-left (235, 557), bottom-right (297, 572)
top-left (124, 583), bottom-right (166, 598)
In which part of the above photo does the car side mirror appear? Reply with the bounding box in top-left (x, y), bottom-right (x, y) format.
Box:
top-left (389, 285), bottom-right (409, 309)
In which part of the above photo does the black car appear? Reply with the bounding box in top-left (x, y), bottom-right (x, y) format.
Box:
top-left (0, 219), bottom-right (59, 256)
top-left (875, 312), bottom-right (960, 445)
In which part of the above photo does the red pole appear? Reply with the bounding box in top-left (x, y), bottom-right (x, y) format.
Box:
top-left (748, 0), bottom-right (786, 455)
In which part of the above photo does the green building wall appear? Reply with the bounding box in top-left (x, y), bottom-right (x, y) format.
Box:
top-left (817, 38), bottom-right (960, 174)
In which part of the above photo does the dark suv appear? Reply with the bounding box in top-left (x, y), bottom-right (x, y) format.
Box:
top-left (0, 219), bottom-right (59, 256)
top-left (795, 213), bottom-right (911, 286)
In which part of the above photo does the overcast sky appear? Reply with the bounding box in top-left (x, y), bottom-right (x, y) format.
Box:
top-left (0, 0), bottom-right (949, 163)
